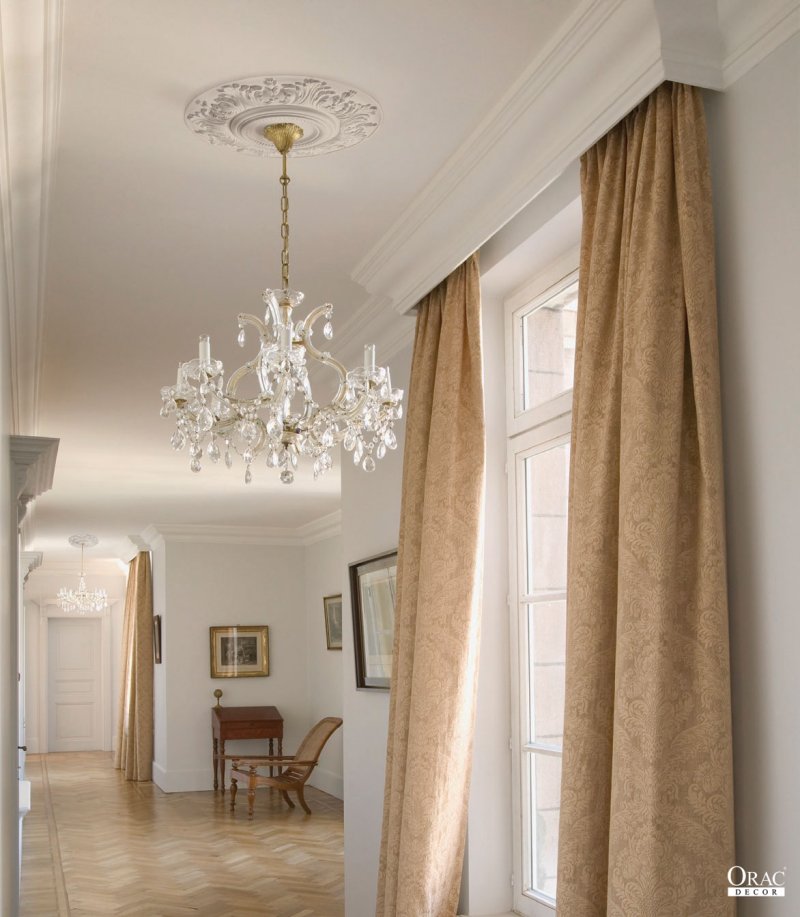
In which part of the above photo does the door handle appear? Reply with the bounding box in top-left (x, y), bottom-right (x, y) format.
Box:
top-left (17, 746), bottom-right (27, 751)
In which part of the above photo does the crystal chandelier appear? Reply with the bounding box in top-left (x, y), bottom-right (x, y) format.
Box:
top-left (160, 122), bottom-right (403, 485)
top-left (57, 535), bottom-right (108, 614)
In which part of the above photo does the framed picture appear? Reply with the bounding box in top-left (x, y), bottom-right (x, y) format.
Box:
top-left (323, 594), bottom-right (343, 650)
top-left (153, 614), bottom-right (162, 664)
top-left (349, 551), bottom-right (398, 689)
top-left (209, 625), bottom-right (269, 678)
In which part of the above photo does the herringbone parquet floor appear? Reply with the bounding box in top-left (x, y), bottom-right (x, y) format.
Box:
top-left (21, 752), bottom-right (344, 917)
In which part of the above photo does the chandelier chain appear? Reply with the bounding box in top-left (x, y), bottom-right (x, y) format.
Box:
top-left (280, 152), bottom-right (290, 290)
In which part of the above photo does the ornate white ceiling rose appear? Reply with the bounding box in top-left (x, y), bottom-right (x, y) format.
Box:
top-left (184, 75), bottom-right (382, 157)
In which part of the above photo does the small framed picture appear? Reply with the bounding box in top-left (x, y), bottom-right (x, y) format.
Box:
top-left (209, 625), bottom-right (269, 678)
top-left (323, 594), bottom-right (343, 650)
top-left (349, 551), bottom-right (398, 690)
top-left (153, 614), bottom-right (162, 664)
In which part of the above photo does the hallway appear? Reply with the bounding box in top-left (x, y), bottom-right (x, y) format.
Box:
top-left (21, 753), bottom-right (344, 917)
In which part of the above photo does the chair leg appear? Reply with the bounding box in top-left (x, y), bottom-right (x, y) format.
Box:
top-left (296, 785), bottom-right (312, 815)
top-left (281, 791), bottom-right (295, 809)
top-left (230, 778), bottom-right (238, 812)
top-left (247, 769), bottom-right (257, 819)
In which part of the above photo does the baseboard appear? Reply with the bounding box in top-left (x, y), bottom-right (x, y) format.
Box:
top-left (152, 762), bottom-right (214, 793)
top-left (307, 766), bottom-right (343, 800)
top-left (25, 737), bottom-right (40, 754)
top-left (151, 762), bottom-right (344, 798)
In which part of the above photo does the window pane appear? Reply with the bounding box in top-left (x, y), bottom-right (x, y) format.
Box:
top-left (524, 441), bottom-right (570, 597)
top-left (526, 601), bottom-right (566, 746)
top-left (527, 752), bottom-right (562, 900)
top-left (521, 279), bottom-right (578, 411)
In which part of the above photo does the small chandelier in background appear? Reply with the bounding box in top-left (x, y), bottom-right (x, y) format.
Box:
top-left (58, 535), bottom-right (108, 614)
top-left (160, 116), bottom-right (403, 485)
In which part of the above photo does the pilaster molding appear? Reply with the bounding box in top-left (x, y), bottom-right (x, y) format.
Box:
top-left (20, 551), bottom-right (43, 584)
top-left (344, 0), bottom-right (800, 323)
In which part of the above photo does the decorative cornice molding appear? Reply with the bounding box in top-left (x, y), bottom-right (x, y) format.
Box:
top-left (721, 0), bottom-right (800, 87)
top-left (141, 511), bottom-right (342, 548)
top-left (9, 435), bottom-right (59, 502)
top-left (0, 0), bottom-right (64, 435)
top-left (28, 559), bottom-right (125, 576)
top-left (346, 0), bottom-right (799, 321)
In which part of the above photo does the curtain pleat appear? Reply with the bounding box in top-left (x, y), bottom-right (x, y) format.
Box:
top-left (376, 253), bottom-right (485, 917)
top-left (556, 82), bottom-right (735, 916)
top-left (114, 551), bottom-right (154, 781)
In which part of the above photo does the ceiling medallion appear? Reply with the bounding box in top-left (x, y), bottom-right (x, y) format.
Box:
top-left (161, 119), bottom-right (403, 484)
top-left (57, 535), bottom-right (108, 614)
top-left (184, 75), bottom-right (382, 157)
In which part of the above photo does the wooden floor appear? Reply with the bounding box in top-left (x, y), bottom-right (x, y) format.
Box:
top-left (21, 752), bottom-right (344, 917)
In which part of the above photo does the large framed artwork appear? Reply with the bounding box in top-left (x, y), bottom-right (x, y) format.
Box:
top-left (209, 625), bottom-right (270, 678)
top-left (349, 551), bottom-right (398, 690)
top-left (323, 594), bottom-right (343, 650)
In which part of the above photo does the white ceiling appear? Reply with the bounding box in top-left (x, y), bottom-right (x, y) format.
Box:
top-left (7, 0), bottom-right (785, 562)
top-left (23, 0), bottom-right (582, 560)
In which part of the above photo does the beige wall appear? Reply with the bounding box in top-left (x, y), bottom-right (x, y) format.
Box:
top-left (705, 33), bottom-right (800, 914)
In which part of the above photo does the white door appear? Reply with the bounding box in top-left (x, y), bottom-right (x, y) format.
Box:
top-left (48, 618), bottom-right (103, 752)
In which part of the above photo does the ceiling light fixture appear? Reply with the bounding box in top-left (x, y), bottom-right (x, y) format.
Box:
top-left (160, 119), bottom-right (403, 484)
top-left (57, 535), bottom-right (108, 614)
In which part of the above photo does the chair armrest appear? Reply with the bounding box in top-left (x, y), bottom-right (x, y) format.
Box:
top-left (222, 754), bottom-right (298, 762)
top-left (231, 759), bottom-right (318, 769)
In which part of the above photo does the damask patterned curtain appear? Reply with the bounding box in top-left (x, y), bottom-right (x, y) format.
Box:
top-left (114, 551), bottom-right (154, 781)
top-left (376, 254), bottom-right (485, 917)
top-left (556, 83), bottom-right (735, 915)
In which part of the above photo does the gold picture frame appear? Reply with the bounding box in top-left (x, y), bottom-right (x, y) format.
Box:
top-left (209, 625), bottom-right (269, 678)
top-left (323, 594), bottom-right (343, 650)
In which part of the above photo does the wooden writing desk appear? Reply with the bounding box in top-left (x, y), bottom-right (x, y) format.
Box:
top-left (212, 705), bottom-right (283, 792)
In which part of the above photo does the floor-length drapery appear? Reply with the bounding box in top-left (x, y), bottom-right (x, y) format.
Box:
top-left (556, 82), bottom-right (735, 916)
top-left (376, 254), bottom-right (485, 917)
top-left (114, 551), bottom-right (154, 781)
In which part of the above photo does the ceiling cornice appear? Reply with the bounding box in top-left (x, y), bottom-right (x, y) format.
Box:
top-left (0, 0), bottom-right (64, 435)
top-left (139, 511), bottom-right (342, 548)
top-left (348, 0), bottom-right (800, 320)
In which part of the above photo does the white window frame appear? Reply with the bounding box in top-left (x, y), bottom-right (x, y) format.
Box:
top-left (505, 256), bottom-right (578, 916)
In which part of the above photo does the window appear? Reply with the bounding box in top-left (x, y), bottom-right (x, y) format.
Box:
top-left (506, 266), bottom-right (576, 915)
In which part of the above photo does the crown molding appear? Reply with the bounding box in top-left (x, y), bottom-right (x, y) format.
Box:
top-left (0, 0), bottom-right (64, 435)
top-left (28, 559), bottom-right (125, 576)
top-left (721, 0), bottom-right (800, 87)
top-left (346, 0), bottom-right (799, 320)
top-left (140, 511), bottom-right (342, 548)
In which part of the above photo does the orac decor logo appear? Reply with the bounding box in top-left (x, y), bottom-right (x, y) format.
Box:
top-left (728, 866), bottom-right (787, 897)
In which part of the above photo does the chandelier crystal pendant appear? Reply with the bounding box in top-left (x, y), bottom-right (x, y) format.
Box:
top-left (160, 122), bottom-right (403, 485)
top-left (57, 535), bottom-right (108, 614)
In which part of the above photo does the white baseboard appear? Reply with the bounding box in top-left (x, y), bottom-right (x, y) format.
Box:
top-left (25, 737), bottom-right (40, 754)
top-left (151, 762), bottom-right (344, 799)
top-left (307, 766), bottom-right (343, 800)
top-left (152, 762), bottom-right (214, 793)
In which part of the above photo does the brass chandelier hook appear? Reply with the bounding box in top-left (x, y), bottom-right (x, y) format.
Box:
top-left (263, 123), bottom-right (304, 291)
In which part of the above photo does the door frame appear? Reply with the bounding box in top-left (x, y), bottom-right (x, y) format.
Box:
top-left (39, 605), bottom-right (112, 754)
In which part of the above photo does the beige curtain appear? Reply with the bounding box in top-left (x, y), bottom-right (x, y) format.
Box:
top-left (556, 83), bottom-right (735, 915)
top-left (114, 551), bottom-right (154, 781)
top-left (376, 254), bottom-right (485, 917)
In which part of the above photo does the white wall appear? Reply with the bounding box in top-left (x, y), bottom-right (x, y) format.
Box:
top-left (341, 342), bottom-right (411, 917)
top-left (152, 538), bottom-right (312, 792)
top-left (705, 34), bottom-right (800, 915)
top-left (303, 533), bottom-right (344, 798)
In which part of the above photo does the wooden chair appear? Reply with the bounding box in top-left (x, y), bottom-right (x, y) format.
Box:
top-left (227, 716), bottom-right (343, 817)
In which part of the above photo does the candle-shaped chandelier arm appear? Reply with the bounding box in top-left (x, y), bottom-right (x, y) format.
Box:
top-left (160, 120), bottom-right (404, 484)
